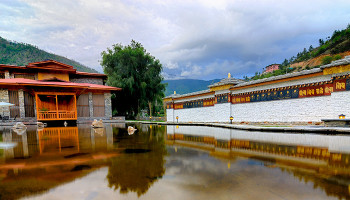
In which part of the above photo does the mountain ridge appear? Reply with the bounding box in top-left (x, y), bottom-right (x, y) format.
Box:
top-left (0, 36), bottom-right (98, 73)
top-left (163, 79), bottom-right (221, 96)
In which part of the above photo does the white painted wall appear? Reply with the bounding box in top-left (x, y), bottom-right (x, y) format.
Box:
top-left (231, 96), bottom-right (332, 122)
top-left (167, 108), bottom-right (174, 122)
top-left (167, 91), bottom-right (350, 123)
top-left (231, 90), bottom-right (350, 122)
top-left (168, 103), bottom-right (231, 122)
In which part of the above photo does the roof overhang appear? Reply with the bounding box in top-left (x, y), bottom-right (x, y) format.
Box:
top-left (26, 60), bottom-right (77, 73)
top-left (0, 78), bottom-right (121, 91)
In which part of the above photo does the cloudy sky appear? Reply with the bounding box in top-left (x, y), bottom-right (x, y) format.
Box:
top-left (1, 0), bottom-right (350, 80)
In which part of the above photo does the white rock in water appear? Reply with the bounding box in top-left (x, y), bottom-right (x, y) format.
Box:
top-left (92, 119), bottom-right (104, 128)
top-left (13, 122), bottom-right (26, 129)
top-left (127, 126), bottom-right (137, 135)
top-left (37, 122), bottom-right (47, 128)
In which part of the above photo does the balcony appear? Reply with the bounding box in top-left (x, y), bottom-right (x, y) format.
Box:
top-left (37, 110), bottom-right (77, 120)
top-left (36, 92), bottom-right (77, 121)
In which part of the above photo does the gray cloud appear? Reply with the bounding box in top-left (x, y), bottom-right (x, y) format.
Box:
top-left (1, 0), bottom-right (350, 78)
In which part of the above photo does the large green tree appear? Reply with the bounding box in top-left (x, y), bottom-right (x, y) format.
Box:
top-left (101, 40), bottom-right (166, 119)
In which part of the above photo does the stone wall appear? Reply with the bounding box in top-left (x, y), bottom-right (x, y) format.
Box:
top-left (89, 92), bottom-right (93, 117)
top-left (0, 89), bottom-right (10, 116)
top-left (168, 103), bottom-right (231, 123)
top-left (70, 78), bottom-right (104, 85)
top-left (18, 89), bottom-right (25, 118)
top-left (104, 93), bottom-right (112, 118)
top-left (231, 95), bottom-right (333, 122)
top-left (167, 90), bottom-right (350, 123)
top-left (166, 108), bottom-right (174, 122)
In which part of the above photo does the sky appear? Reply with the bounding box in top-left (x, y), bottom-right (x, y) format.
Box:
top-left (1, 0), bottom-right (350, 80)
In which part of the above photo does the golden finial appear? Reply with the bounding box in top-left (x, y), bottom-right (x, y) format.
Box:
top-left (228, 73), bottom-right (231, 78)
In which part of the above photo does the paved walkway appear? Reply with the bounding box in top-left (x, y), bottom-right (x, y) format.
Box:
top-left (134, 121), bottom-right (350, 134)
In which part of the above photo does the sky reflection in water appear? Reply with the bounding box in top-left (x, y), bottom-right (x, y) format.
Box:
top-left (0, 124), bottom-right (349, 200)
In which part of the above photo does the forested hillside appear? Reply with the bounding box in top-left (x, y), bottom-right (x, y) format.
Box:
top-left (163, 79), bottom-right (220, 96)
top-left (0, 37), bottom-right (98, 73)
top-left (249, 24), bottom-right (350, 81)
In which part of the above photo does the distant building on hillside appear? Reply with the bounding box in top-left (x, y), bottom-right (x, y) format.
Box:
top-left (263, 64), bottom-right (280, 74)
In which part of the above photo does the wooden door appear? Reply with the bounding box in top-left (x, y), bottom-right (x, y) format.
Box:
top-left (24, 92), bottom-right (35, 117)
top-left (93, 94), bottom-right (105, 117)
top-left (9, 90), bottom-right (20, 118)
top-left (77, 94), bottom-right (89, 117)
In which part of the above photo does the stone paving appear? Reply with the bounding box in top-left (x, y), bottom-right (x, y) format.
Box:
top-left (137, 121), bottom-right (350, 134)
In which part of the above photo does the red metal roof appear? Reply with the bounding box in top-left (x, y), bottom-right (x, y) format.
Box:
top-left (75, 71), bottom-right (107, 77)
top-left (27, 60), bottom-right (74, 69)
top-left (0, 78), bottom-right (121, 91)
top-left (0, 60), bottom-right (107, 78)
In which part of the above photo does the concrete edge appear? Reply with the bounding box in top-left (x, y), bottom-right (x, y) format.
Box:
top-left (133, 121), bottom-right (350, 134)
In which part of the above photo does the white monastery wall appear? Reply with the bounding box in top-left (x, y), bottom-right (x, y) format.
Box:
top-left (168, 90), bottom-right (350, 123)
top-left (168, 103), bottom-right (230, 122)
top-left (167, 109), bottom-right (174, 122)
top-left (231, 95), bottom-right (333, 122)
top-left (329, 91), bottom-right (350, 118)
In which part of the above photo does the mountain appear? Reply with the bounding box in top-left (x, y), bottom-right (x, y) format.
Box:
top-left (163, 79), bottom-right (221, 96)
top-left (249, 24), bottom-right (350, 81)
top-left (0, 37), bottom-right (98, 73)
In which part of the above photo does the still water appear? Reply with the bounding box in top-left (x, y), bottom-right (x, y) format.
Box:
top-left (0, 123), bottom-right (350, 200)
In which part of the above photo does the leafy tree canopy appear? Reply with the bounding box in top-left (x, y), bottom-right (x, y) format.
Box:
top-left (101, 40), bottom-right (166, 119)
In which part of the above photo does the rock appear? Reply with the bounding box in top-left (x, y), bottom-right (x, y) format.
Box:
top-left (127, 126), bottom-right (137, 135)
top-left (37, 122), bottom-right (47, 128)
top-left (13, 122), bottom-right (26, 129)
top-left (12, 122), bottom-right (27, 135)
top-left (92, 119), bottom-right (104, 128)
top-left (93, 127), bottom-right (104, 136)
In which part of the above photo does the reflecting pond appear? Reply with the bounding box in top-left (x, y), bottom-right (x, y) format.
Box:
top-left (0, 123), bottom-right (350, 199)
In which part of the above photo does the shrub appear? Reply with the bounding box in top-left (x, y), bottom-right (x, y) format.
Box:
top-left (322, 56), bottom-right (333, 65)
top-left (333, 54), bottom-right (342, 60)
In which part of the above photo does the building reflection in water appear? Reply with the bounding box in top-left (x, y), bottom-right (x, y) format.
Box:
top-left (166, 125), bottom-right (350, 200)
top-left (106, 124), bottom-right (167, 197)
top-left (0, 123), bottom-right (168, 199)
top-left (1, 124), bottom-right (350, 199)
top-left (0, 123), bottom-right (121, 199)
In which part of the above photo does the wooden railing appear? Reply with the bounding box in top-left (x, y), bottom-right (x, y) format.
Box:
top-left (38, 110), bottom-right (77, 120)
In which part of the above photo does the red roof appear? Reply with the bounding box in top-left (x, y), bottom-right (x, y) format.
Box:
top-left (75, 71), bottom-right (107, 77)
top-left (0, 60), bottom-right (107, 78)
top-left (0, 78), bottom-right (121, 91)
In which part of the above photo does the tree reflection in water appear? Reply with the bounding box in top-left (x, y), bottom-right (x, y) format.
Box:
top-left (107, 124), bottom-right (167, 197)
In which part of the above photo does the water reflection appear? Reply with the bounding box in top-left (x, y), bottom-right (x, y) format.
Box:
top-left (0, 124), bottom-right (349, 199)
top-left (167, 125), bottom-right (350, 200)
top-left (0, 124), bottom-right (120, 200)
top-left (0, 123), bottom-right (168, 199)
top-left (107, 124), bottom-right (166, 196)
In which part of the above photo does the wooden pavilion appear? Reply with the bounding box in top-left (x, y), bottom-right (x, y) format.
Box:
top-left (0, 60), bottom-right (121, 121)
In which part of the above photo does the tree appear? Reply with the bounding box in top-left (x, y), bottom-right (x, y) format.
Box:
top-left (101, 40), bottom-right (166, 119)
top-left (308, 45), bottom-right (313, 52)
top-left (319, 39), bottom-right (325, 46)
